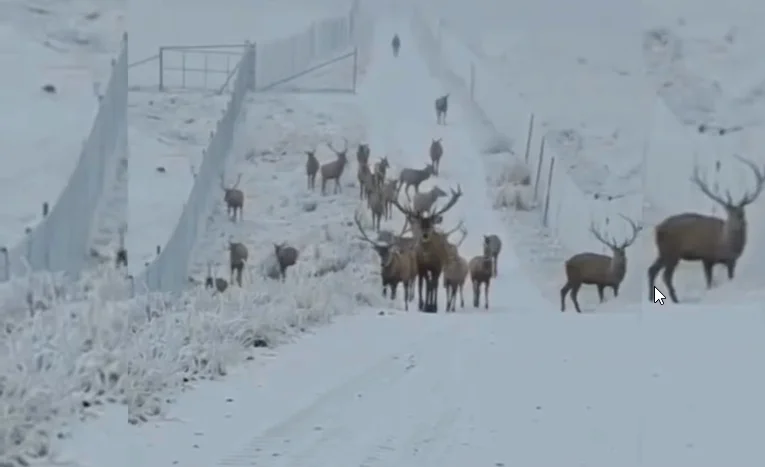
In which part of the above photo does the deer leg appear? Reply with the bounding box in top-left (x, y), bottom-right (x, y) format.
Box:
top-left (484, 281), bottom-right (490, 309)
top-left (236, 266), bottom-right (243, 287)
top-left (570, 283), bottom-right (583, 313)
top-left (702, 260), bottom-right (715, 288)
top-left (612, 284), bottom-right (620, 297)
top-left (725, 260), bottom-right (737, 280)
top-left (647, 257), bottom-right (664, 301)
top-left (661, 259), bottom-right (680, 303)
top-left (403, 282), bottom-right (410, 311)
top-left (472, 281), bottom-right (480, 308)
top-left (493, 255), bottom-right (499, 277)
top-left (560, 282), bottom-right (571, 311)
top-left (321, 177), bottom-right (327, 195)
top-left (596, 285), bottom-right (605, 303)
top-left (417, 273), bottom-right (425, 311)
top-left (382, 280), bottom-right (388, 298)
top-left (459, 284), bottom-right (464, 308)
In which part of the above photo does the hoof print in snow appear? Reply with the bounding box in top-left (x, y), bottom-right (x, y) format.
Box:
top-left (41, 84), bottom-right (56, 94)
top-left (156, 166), bottom-right (166, 173)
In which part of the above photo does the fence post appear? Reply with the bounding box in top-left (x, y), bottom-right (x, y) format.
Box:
top-left (542, 157), bottom-right (556, 227)
top-left (158, 47), bottom-right (164, 91)
top-left (352, 48), bottom-right (358, 93)
top-left (469, 63), bottom-right (475, 100)
top-left (524, 114), bottom-right (535, 163)
top-left (533, 137), bottom-right (546, 201)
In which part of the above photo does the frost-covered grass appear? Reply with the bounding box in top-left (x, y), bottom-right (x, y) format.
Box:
top-left (0, 266), bottom-right (131, 467)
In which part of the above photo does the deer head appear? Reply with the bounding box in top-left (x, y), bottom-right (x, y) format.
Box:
top-left (391, 185), bottom-right (462, 241)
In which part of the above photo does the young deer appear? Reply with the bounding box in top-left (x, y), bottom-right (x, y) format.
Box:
top-left (373, 156), bottom-right (390, 186)
top-left (229, 240), bottom-right (249, 287)
top-left (204, 261), bottom-right (228, 293)
top-left (411, 185), bottom-right (447, 214)
top-left (356, 143), bottom-right (370, 166)
top-left (561, 216), bottom-right (641, 313)
top-left (468, 236), bottom-right (496, 309)
top-left (274, 242), bottom-right (299, 281)
top-left (398, 164), bottom-right (436, 197)
top-left (382, 179), bottom-right (399, 220)
top-left (320, 138), bottom-right (349, 195)
top-left (355, 213), bottom-right (417, 310)
top-left (221, 173), bottom-right (244, 221)
top-left (305, 148), bottom-right (319, 191)
top-left (648, 155), bottom-right (765, 303)
top-left (443, 225), bottom-right (468, 312)
top-left (483, 234), bottom-right (502, 277)
top-left (435, 94), bottom-right (449, 125)
top-left (368, 184), bottom-right (386, 231)
top-left (429, 138), bottom-right (443, 175)
top-left (358, 161), bottom-right (374, 201)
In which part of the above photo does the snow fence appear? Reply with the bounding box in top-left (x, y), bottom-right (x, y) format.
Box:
top-left (410, 8), bottom-right (641, 257)
top-left (139, 0), bottom-right (373, 294)
top-left (0, 34), bottom-right (128, 283)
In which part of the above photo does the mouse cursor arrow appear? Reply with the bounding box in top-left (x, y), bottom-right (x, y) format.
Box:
top-left (654, 287), bottom-right (666, 305)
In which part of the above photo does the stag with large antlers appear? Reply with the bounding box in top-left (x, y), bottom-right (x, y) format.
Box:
top-left (561, 215), bottom-right (641, 313)
top-left (355, 212), bottom-right (417, 309)
top-left (647, 155), bottom-right (765, 303)
top-left (390, 185), bottom-right (463, 312)
top-left (320, 138), bottom-right (349, 195)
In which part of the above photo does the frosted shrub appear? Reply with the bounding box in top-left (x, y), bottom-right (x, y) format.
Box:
top-left (494, 184), bottom-right (535, 211)
top-left (0, 268), bottom-right (132, 466)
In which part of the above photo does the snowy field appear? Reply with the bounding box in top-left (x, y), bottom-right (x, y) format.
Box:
top-left (0, 0), bottom-right (124, 251)
top-left (418, 0), bottom-right (651, 198)
top-left (126, 0), bottom-right (361, 274)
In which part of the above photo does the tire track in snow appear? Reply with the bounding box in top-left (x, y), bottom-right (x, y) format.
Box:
top-left (217, 316), bottom-right (462, 466)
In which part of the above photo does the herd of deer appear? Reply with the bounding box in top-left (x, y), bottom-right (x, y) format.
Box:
top-left (209, 82), bottom-right (764, 314)
top-left (561, 154), bottom-right (765, 312)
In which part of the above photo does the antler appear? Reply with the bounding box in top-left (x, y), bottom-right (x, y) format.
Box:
top-left (443, 220), bottom-right (464, 238)
top-left (589, 215), bottom-right (641, 250)
top-left (354, 212), bottom-right (385, 247)
top-left (733, 154), bottom-right (765, 206)
top-left (220, 173), bottom-right (227, 190)
top-left (232, 173), bottom-right (242, 189)
top-left (328, 137), bottom-right (349, 155)
top-left (617, 215), bottom-right (641, 248)
top-left (430, 185), bottom-right (462, 219)
top-left (690, 164), bottom-right (733, 207)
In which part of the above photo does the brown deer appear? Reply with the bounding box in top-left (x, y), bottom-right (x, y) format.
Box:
top-left (647, 155), bottom-right (765, 303)
top-left (355, 212), bottom-right (417, 310)
top-left (221, 173), bottom-right (244, 221)
top-left (468, 240), bottom-right (494, 309)
top-left (390, 185), bottom-right (463, 312)
top-left (443, 225), bottom-right (468, 312)
top-left (229, 240), bottom-right (249, 286)
top-left (561, 215), bottom-right (641, 313)
top-left (429, 138), bottom-right (443, 175)
top-left (320, 138), bottom-right (349, 195)
top-left (305, 148), bottom-right (319, 190)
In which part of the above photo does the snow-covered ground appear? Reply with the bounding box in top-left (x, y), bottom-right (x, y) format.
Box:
top-left (0, 0), bottom-right (124, 251)
top-left (65, 307), bottom-right (765, 467)
top-left (126, 0), bottom-right (360, 274)
top-left (417, 0), bottom-right (651, 198)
